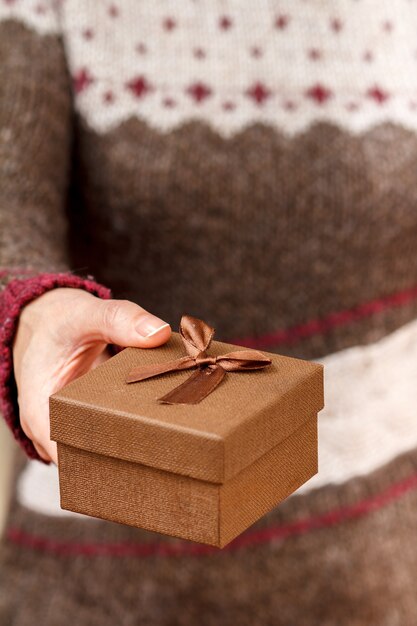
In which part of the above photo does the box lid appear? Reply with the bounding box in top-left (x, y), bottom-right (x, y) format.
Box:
top-left (50, 332), bottom-right (324, 484)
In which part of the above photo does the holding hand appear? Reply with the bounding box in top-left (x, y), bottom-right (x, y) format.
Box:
top-left (12, 288), bottom-right (171, 464)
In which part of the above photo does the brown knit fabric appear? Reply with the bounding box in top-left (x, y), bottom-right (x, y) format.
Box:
top-left (69, 118), bottom-right (417, 358)
top-left (0, 21), bottom-right (72, 274)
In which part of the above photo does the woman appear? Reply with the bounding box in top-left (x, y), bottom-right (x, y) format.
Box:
top-left (1, 1), bottom-right (417, 624)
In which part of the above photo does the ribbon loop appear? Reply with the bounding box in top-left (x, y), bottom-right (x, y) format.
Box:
top-left (216, 350), bottom-right (272, 371)
top-left (126, 314), bottom-right (272, 404)
top-left (179, 315), bottom-right (215, 358)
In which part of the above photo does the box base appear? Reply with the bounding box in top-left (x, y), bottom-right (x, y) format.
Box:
top-left (57, 415), bottom-right (317, 548)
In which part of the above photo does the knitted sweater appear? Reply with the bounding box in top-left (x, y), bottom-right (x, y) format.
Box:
top-left (1, 1), bottom-right (417, 624)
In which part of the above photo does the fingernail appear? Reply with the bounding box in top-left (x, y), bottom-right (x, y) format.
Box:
top-left (136, 317), bottom-right (170, 338)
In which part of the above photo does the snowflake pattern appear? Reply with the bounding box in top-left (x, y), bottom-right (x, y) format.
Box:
top-left (1, 0), bottom-right (417, 136)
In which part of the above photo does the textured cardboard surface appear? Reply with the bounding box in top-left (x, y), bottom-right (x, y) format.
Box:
top-left (58, 414), bottom-right (318, 547)
top-left (50, 333), bottom-right (323, 483)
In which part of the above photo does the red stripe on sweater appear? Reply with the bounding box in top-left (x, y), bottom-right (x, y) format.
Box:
top-left (6, 471), bottom-right (417, 558)
top-left (228, 283), bottom-right (417, 349)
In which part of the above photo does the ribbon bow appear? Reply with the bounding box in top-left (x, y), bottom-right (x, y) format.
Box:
top-left (126, 314), bottom-right (272, 404)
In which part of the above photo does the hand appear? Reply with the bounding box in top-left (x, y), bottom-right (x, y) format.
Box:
top-left (12, 288), bottom-right (171, 464)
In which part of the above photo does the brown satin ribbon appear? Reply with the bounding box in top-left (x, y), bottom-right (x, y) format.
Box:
top-left (126, 314), bottom-right (272, 404)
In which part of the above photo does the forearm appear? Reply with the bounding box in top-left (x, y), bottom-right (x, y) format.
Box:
top-left (0, 10), bottom-right (113, 459)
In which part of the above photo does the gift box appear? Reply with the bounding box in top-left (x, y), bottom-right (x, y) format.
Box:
top-left (49, 315), bottom-right (324, 548)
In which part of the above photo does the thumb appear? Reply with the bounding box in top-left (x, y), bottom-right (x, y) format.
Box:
top-left (88, 298), bottom-right (171, 348)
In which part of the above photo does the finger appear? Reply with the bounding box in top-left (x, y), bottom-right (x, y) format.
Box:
top-left (33, 440), bottom-right (57, 465)
top-left (20, 390), bottom-right (58, 465)
top-left (85, 298), bottom-right (172, 348)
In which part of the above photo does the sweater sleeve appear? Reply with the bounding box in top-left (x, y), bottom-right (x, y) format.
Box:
top-left (0, 9), bottom-right (113, 461)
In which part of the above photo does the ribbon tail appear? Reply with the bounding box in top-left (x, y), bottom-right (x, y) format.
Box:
top-left (158, 365), bottom-right (226, 404)
top-left (125, 356), bottom-right (195, 383)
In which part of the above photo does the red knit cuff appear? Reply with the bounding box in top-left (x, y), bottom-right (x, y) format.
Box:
top-left (0, 272), bottom-right (113, 463)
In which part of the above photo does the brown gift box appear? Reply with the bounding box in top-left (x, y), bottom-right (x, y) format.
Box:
top-left (49, 319), bottom-right (324, 548)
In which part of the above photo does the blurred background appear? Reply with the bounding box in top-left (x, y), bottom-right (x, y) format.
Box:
top-left (0, 420), bottom-right (14, 538)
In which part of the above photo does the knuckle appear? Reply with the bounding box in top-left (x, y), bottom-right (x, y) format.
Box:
top-left (100, 299), bottom-right (137, 331)
top-left (33, 442), bottom-right (50, 462)
top-left (19, 407), bottom-right (48, 448)
top-left (19, 415), bottom-right (34, 441)
top-left (101, 300), bottom-right (124, 329)
top-left (18, 402), bottom-right (34, 439)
